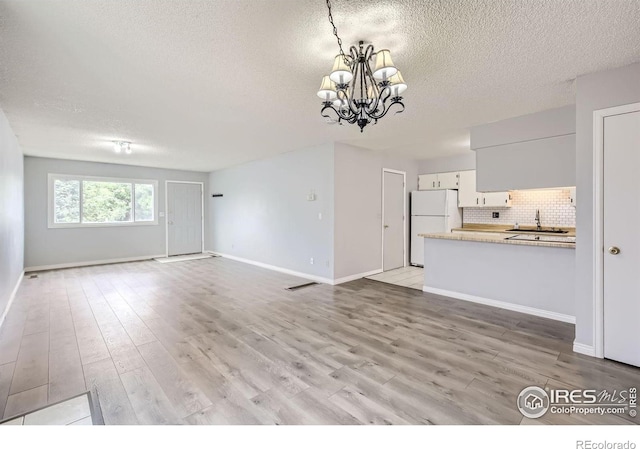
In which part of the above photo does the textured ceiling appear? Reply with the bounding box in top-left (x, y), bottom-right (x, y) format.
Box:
top-left (1, 0), bottom-right (639, 171)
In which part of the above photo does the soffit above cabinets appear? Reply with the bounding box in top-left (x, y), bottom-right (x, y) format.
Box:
top-left (471, 106), bottom-right (576, 192)
top-left (470, 105), bottom-right (576, 151)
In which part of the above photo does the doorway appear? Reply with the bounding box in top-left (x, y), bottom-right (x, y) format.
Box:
top-left (166, 181), bottom-right (204, 257)
top-left (594, 102), bottom-right (640, 367)
top-left (381, 169), bottom-right (406, 272)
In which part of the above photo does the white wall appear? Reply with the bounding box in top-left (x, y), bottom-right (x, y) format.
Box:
top-left (334, 143), bottom-right (418, 280)
top-left (417, 152), bottom-right (476, 174)
top-left (207, 144), bottom-right (335, 281)
top-left (574, 62), bottom-right (640, 348)
top-left (24, 156), bottom-right (208, 269)
top-left (0, 108), bottom-right (24, 325)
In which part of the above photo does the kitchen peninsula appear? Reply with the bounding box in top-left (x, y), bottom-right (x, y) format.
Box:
top-left (420, 225), bottom-right (575, 323)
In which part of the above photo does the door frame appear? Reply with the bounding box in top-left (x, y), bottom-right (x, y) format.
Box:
top-left (165, 180), bottom-right (205, 257)
top-left (592, 101), bottom-right (640, 358)
top-left (381, 168), bottom-right (407, 271)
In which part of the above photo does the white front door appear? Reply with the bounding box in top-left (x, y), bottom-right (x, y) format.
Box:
top-left (383, 171), bottom-right (405, 271)
top-left (603, 108), bottom-right (640, 367)
top-left (167, 182), bottom-right (203, 257)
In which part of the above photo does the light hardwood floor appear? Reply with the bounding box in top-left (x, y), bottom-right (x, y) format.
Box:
top-left (0, 257), bottom-right (638, 425)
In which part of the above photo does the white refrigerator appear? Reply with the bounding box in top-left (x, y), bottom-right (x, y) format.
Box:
top-left (410, 190), bottom-right (462, 266)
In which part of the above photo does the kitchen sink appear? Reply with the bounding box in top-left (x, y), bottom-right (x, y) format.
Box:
top-left (505, 228), bottom-right (568, 234)
top-left (506, 234), bottom-right (576, 243)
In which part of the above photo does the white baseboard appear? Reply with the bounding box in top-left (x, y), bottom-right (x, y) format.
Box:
top-left (0, 271), bottom-right (24, 330)
top-left (24, 254), bottom-right (165, 273)
top-left (421, 285), bottom-right (576, 324)
top-left (333, 269), bottom-right (383, 285)
top-left (573, 341), bottom-right (597, 357)
top-left (208, 251), bottom-right (334, 285)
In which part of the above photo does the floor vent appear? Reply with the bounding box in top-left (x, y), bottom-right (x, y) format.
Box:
top-left (29, 274), bottom-right (38, 279)
top-left (285, 282), bottom-right (318, 291)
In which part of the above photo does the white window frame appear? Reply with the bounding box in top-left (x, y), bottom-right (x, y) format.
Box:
top-left (48, 173), bottom-right (159, 229)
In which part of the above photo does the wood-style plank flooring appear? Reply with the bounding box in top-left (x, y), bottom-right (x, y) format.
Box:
top-left (0, 257), bottom-right (638, 424)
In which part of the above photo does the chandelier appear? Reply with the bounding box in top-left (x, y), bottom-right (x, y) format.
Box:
top-left (317, 0), bottom-right (407, 132)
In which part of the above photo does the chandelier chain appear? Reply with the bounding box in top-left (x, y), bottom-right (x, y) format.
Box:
top-left (326, 0), bottom-right (349, 65)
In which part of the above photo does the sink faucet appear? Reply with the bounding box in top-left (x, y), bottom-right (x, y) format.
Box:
top-left (535, 209), bottom-right (542, 231)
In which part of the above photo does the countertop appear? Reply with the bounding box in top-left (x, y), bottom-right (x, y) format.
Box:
top-left (419, 223), bottom-right (576, 249)
top-left (451, 223), bottom-right (576, 237)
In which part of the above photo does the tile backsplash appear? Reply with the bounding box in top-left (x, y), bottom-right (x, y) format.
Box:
top-left (463, 188), bottom-right (575, 227)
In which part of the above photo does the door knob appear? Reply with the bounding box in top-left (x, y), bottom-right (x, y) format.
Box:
top-left (608, 246), bottom-right (621, 255)
top-left (384, 225), bottom-right (389, 229)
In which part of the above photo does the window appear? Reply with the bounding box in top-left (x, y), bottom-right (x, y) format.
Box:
top-left (48, 174), bottom-right (158, 228)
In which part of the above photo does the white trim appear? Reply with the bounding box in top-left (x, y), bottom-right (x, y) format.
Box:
top-left (0, 271), bottom-right (24, 330)
top-left (421, 285), bottom-right (576, 324)
top-left (47, 173), bottom-right (159, 228)
top-left (381, 168), bottom-right (407, 271)
top-left (208, 251), bottom-right (334, 285)
top-left (165, 181), bottom-right (205, 258)
top-left (592, 102), bottom-right (640, 359)
top-left (333, 269), bottom-right (383, 285)
top-left (573, 341), bottom-right (596, 357)
top-left (24, 255), bottom-right (165, 273)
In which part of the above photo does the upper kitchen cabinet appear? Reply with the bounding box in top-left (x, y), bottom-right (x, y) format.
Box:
top-left (471, 105), bottom-right (576, 192)
top-left (458, 170), bottom-right (480, 207)
top-left (418, 171), bottom-right (459, 190)
top-left (418, 173), bottom-right (438, 190)
top-left (458, 170), bottom-right (511, 208)
top-left (569, 187), bottom-right (576, 207)
top-left (482, 191), bottom-right (512, 207)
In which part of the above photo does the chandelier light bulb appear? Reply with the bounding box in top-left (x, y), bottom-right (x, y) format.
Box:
top-left (317, 76), bottom-right (338, 101)
top-left (329, 55), bottom-right (353, 85)
top-left (372, 49), bottom-right (398, 81)
top-left (388, 71), bottom-right (408, 95)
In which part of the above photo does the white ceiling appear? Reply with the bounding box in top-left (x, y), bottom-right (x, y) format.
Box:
top-left (1, 0), bottom-right (639, 172)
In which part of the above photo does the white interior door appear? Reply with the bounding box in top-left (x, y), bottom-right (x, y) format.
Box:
top-left (383, 171), bottom-right (405, 271)
top-left (167, 182), bottom-right (203, 257)
top-left (603, 109), bottom-right (640, 367)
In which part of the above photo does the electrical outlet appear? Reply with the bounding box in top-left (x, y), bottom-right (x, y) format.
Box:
top-left (318, 212), bottom-right (322, 220)
top-left (310, 258), bottom-right (314, 265)
top-left (492, 212), bottom-right (500, 219)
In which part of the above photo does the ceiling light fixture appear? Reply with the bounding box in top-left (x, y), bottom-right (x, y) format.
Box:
top-left (317, 0), bottom-right (406, 132)
top-left (113, 140), bottom-right (132, 154)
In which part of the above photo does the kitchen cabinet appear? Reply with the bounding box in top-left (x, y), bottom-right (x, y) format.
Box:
top-left (418, 174), bottom-right (438, 190)
top-left (569, 187), bottom-right (576, 207)
top-left (437, 171), bottom-right (460, 189)
top-left (482, 191), bottom-right (512, 207)
top-left (458, 170), bottom-right (481, 207)
top-left (418, 172), bottom-right (459, 190)
top-left (458, 170), bottom-right (512, 208)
